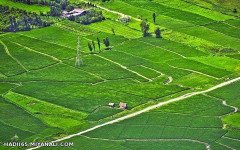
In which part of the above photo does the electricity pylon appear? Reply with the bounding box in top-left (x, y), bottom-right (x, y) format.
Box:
top-left (75, 36), bottom-right (83, 67)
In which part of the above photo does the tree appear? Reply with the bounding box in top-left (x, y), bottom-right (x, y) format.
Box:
top-left (11, 134), bottom-right (19, 142)
top-left (155, 27), bottom-right (161, 38)
top-left (152, 12), bottom-right (156, 24)
top-left (140, 20), bottom-right (150, 37)
top-left (233, 8), bottom-right (238, 13)
top-left (97, 37), bottom-right (101, 52)
top-left (88, 42), bottom-right (93, 53)
top-left (23, 16), bottom-right (30, 31)
top-left (92, 40), bottom-right (96, 53)
top-left (103, 37), bottom-right (110, 48)
top-left (112, 28), bottom-right (115, 35)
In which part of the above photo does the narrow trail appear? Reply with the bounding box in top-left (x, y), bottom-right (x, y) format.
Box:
top-left (11, 41), bottom-right (62, 62)
top-left (139, 40), bottom-right (186, 58)
top-left (222, 101), bottom-right (238, 115)
top-left (95, 54), bottom-right (152, 82)
top-left (0, 40), bottom-right (29, 72)
top-left (18, 33), bottom-right (76, 51)
top-left (27, 77), bottom-right (240, 150)
top-left (168, 64), bottom-right (219, 80)
top-left (82, 135), bottom-right (210, 150)
top-left (215, 141), bottom-right (235, 150)
top-left (140, 65), bottom-right (173, 84)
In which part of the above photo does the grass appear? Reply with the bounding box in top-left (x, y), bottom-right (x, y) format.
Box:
top-left (0, 0), bottom-right (50, 14)
top-left (128, 65), bottom-right (160, 79)
top-left (86, 107), bottom-right (122, 121)
top-left (4, 91), bottom-right (88, 131)
top-left (189, 56), bottom-right (240, 73)
top-left (222, 113), bottom-right (240, 128)
top-left (152, 94), bottom-right (233, 116)
top-left (208, 81), bottom-right (240, 108)
top-left (1, 34), bottom-right (76, 60)
top-left (1, 39), bottom-right (57, 70)
top-left (2, 63), bottom-right (102, 83)
top-left (1, 0), bottom-right (240, 148)
top-left (0, 96), bottom-right (58, 142)
top-left (139, 37), bottom-right (207, 57)
top-left (0, 83), bottom-right (16, 94)
top-left (0, 40), bottom-right (26, 76)
top-left (204, 22), bottom-right (240, 39)
top-left (154, 0), bottom-right (233, 20)
top-left (167, 58), bottom-right (232, 78)
top-left (173, 73), bottom-right (218, 89)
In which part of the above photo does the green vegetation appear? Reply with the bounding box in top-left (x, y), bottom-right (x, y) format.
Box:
top-left (0, 5), bottom-right (51, 32)
top-left (0, 0), bottom-right (240, 149)
top-left (0, 0), bottom-right (50, 14)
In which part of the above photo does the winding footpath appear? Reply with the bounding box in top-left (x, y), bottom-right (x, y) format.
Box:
top-left (28, 77), bottom-right (240, 150)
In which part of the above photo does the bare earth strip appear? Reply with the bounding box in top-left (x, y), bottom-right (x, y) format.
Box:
top-left (27, 77), bottom-right (240, 150)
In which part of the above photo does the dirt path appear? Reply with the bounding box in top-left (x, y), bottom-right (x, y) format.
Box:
top-left (168, 64), bottom-right (219, 80)
top-left (11, 41), bottom-right (62, 62)
top-left (27, 76), bottom-right (240, 150)
top-left (139, 40), bottom-right (186, 58)
top-left (222, 100), bottom-right (238, 115)
top-left (0, 40), bottom-right (29, 72)
top-left (96, 54), bottom-right (152, 82)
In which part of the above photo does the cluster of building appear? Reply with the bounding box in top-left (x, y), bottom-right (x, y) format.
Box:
top-left (108, 102), bottom-right (127, 109)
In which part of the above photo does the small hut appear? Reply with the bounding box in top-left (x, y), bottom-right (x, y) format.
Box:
top-left (108, 103), bottom-right (115, 107)
top-left (119, 102), bottom-right (127, 109)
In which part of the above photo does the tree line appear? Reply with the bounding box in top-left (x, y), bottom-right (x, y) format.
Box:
top-left (88, 37), bottom-right (110, 53)
top-left (0, 5), bottom-right (51, 32)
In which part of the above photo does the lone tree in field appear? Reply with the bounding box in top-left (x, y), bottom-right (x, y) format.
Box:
top-left (88, 42), bottom-right (93, 53)
top-left (75, 36), bottom-right (83, 67)
top-left (140, 20), bottom-right (150, 37)
top-left (97, 37), bottom-right (101, 52)
top-left (92, 40), bottom-right (96, 53)
top-left (103, 37), bottom-right (110, 48)
top-left (233, 8), bottom-right (238, 13)
top-left (155, 27), bottom-right (162, 38)
top-left (11, 134), bottom-right (19, 142)
top-left (153, 13), bottom-right (156, 24)
top-left (112, 28), bottom-right (115, 35)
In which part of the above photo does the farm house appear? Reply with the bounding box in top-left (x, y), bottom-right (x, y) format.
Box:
top-left (119, 102), bottom-right (127, 109)
top-left (108, 103), bottom-right (115, 107)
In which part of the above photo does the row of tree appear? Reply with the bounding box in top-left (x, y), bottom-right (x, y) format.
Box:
top-left (88, 37), bottom-right (110, 53)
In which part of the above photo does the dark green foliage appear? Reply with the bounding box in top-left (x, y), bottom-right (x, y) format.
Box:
top-left (111, 28), bottom-right (115, 35)
top-left (152, 12), bottom-right (156, 24)
top-left (233, 8), bottom-right (238, 13)
top-left (140, 20), bottom-right (150, 37)
top-left (0, 5), bottom-right (51, 32)
top-left (75, 9), bottom-right (105, 25)
top-left (66, 4), bottom-right (75, 12)
top-left (97, 37), bottom-right (101, 52)
top-left (155, 27), bottom-right (161, 38)
top-left (88, 42), bottom-right (93, 53)
top-left (92, 40), bottom-right (95, 52)
top-left (103, 37), bottom-right (110, 48)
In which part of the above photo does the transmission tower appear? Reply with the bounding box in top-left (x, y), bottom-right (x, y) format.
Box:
top-left (75, 36), bottom-right (83, 67)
